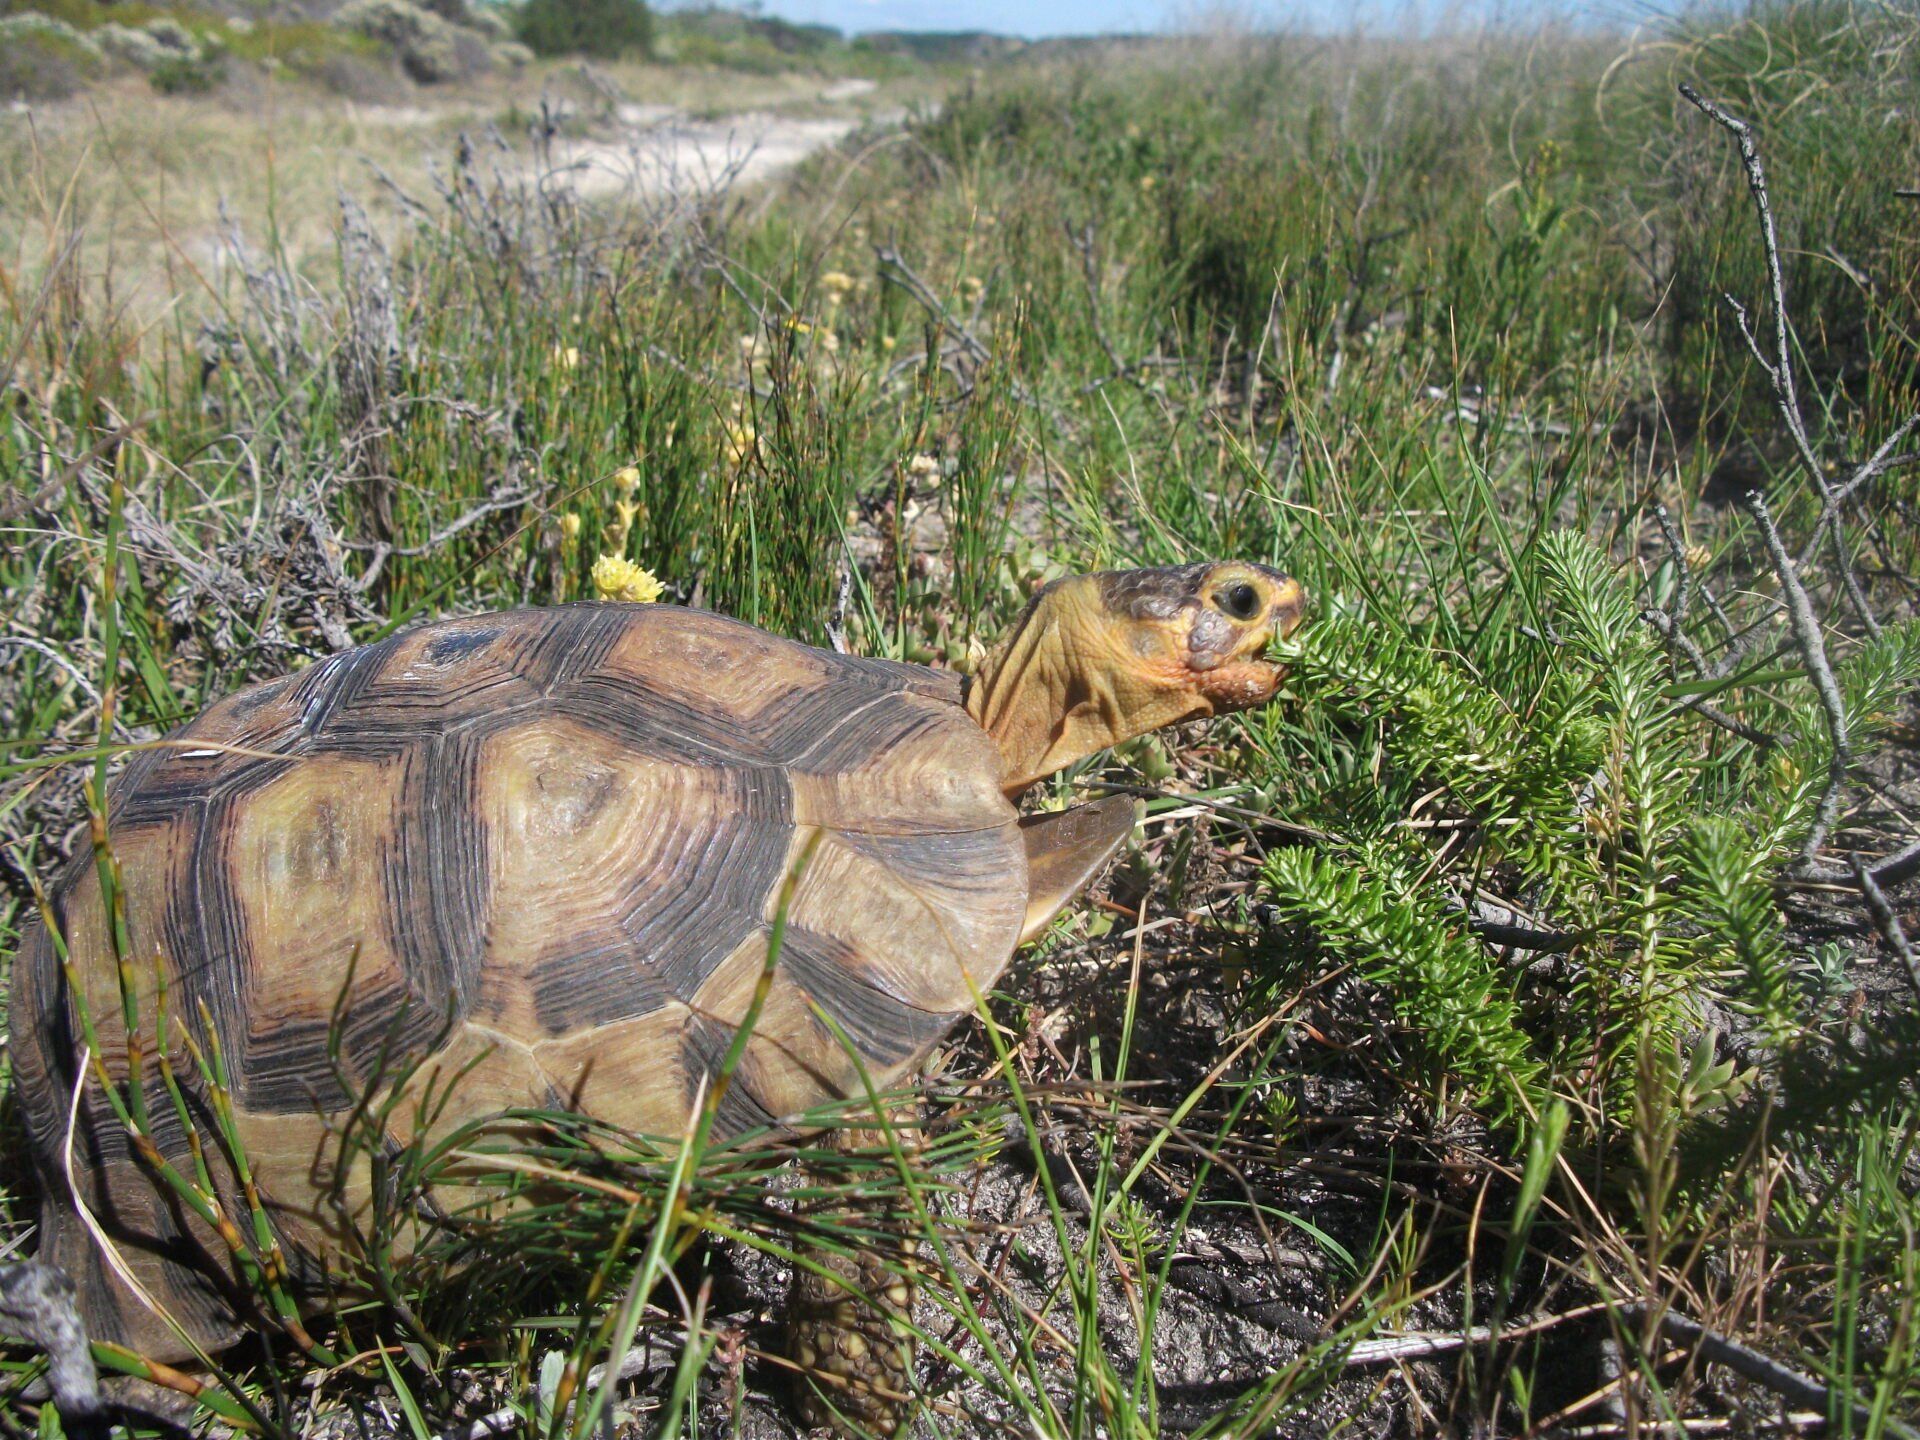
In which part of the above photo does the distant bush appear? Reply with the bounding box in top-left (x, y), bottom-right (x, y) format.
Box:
top-left (338, 0), bottom-right (490, 82)
top-left (219, 18), bottom-right (381, 68)
top-left (93, 16), bottom-right (224, 91)
top-left (513, 0), bottom-right (652, 60)
top-left (0, 12), bottom-right (103, 99)
top-left (452, 3), bottom-right (512, 41)
top-left (148, 48), bottom-right (225, 93)
top-left (302, 45), bottom-right (402, 99)
top-left (96, 21), bottom-right (180, 69)
top-left (0, 10), bottom-right (100, 60)
top-left (752, 16), bottom-right (837, 55)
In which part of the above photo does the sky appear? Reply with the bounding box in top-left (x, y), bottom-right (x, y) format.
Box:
top-left (717, 0), bottom-right (1604, 40)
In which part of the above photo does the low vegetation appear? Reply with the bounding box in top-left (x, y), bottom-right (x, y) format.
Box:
top-left (0, 0), bottom-right (951, 100)
top-left (513, 0), bottom-right (653, 60)
top-left (2, 3), bottom-right (1917, 1437)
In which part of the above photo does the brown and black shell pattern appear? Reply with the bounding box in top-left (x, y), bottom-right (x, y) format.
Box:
top-left (11, 604), bottom-right (1024, 1356)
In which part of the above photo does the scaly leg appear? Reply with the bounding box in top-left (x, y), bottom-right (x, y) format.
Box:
top-left (785, 1103), bottom-right (923, 1435)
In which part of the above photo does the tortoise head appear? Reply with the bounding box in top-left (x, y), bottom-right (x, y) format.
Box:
top-left (965, 562), bottom-right (1307, 795)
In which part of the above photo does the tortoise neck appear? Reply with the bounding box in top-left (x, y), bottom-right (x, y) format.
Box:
top-left (965, 576), bottom-right (1180, 797)
top-left (964, 595), bottom-right (1076, 796)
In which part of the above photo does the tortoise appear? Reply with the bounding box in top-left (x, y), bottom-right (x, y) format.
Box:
top-left (3, 561), bottom-right (1304, 1433)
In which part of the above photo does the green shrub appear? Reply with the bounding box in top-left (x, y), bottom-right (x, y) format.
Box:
top-left (0, 35), bottom-right (83, 99)
top-left (148, 48), bottom-right (224, 93)
top-left (0, 12), bottom-right (103, 98)
top-left (96, 21), bottom-right (180, 69)
top-left (513, 0), bottom-right (651, 60)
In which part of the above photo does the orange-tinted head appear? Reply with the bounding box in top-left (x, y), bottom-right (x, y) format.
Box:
top-left (967, 562), bottom-right (1307, 793)
top-left (1091, 561), bottom-right (1307, 712)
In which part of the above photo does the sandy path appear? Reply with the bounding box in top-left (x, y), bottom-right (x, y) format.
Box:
top-left (544, 102), bottom-right (866, 200)
top-left (0, 76), bottom-right (892, 318)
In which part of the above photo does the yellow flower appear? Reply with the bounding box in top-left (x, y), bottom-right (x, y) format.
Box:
top-left (880, 334), bottom-right (898, 351)
top-left (820, 270), bottom-right (856, 302)
top-left (1139, 173), bottom-right (1158, 192)
top-left (591, 555), bottom-right (665, 604)
top-left (554, 345), bottom-right (580, 370)
top-left (558, 511), bottom-right (582, 542)
top-left (612, 465), bottom-right (641, 496)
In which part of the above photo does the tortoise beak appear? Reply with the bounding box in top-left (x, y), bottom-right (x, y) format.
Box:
top-left (1264, 574), bottom-right (1307, 643)
top-left (1185, 567), bottom-right (1305, 714)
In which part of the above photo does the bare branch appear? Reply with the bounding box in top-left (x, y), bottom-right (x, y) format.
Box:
top-left (1854, 857), bottom-right (1920, 1006)
top-left (1652, 504), bottom-right (1697, 645)
top-left (1655, 1308), bottom-right (1918, 1440)
top-left (1458, 894), bottom-right (1582, 954)
top-left (1070, 221), bottom-right (1131, 379)
top-left (1678, 89), bottom-right (1825, 479)
top-left (872, 243), bottom-right (989, 362)
top-left (1741, 489), bottom-right (1851, 865)
top-left (340, 484), bottom-right (532, 596)
top-left (1869, 836), bottom-right (1920, 889)
top-left (0, 417), bottom-right (152, 525)
top-left (1680, 83), bottom-right (1883, 637)
top-left (1349, 1300), bottom-right (1920, 1440)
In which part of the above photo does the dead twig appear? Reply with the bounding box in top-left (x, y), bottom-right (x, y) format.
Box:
top-left (341, 483), bottom-right (532, 594)
top-left (1651, 504), bottom-right (1705, 672)
top-left (1458, 894), bottom-right (1582, 954)
top-left (1655, 1308), bottom-right (1918, 1440)
top-left (1066, 221), bottom-right (1192, 398)
top-left (1867, 836), bottom-right (1920, 888)
top-left (872, 244), bottom-right (988, 362)
top-left (1740, 489), bottom-right (1852, 867)
top-left (1854, 857), bottom-right (1920, 1006)
top-left (1678, 84), bottom-right (1885, 638)
top-left (871, 243), bottom-right (1077, 433)
top-left (0, 416), bottom-right (153, 525)
top-left (1345, 1299), bottom-right (1616, 1361)
top-left (1351, 1301), bottom-right (1920, 1440)
top-left (1639, 607), bottom-right (1781, 747)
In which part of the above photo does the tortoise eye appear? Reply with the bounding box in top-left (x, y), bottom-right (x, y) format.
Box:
top-left (1216, 581), bottom-right (1261, 620)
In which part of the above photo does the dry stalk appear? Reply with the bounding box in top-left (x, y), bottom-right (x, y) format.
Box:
top-left (1349, 1300), bottom-right (1920, 1440)
top-left (1677, 83), bottom-right (1888, 637)
top-left (1678, 84), bottom-right (1919, 911)
top-left (1741, 487), bottom-right (1853, 864)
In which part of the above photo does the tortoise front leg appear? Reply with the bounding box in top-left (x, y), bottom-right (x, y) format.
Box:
top-left (0, 1261), bottom-right (107, 1436)
top-left (786, 1101), bottom-right (923, 1436)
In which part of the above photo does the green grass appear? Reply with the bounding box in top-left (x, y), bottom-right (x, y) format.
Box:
top-left (4, 3), bottom-right (1920, 1436)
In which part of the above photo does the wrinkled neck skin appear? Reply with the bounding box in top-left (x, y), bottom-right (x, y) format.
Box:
top-left (966, 578), bottom-right (1211, 796)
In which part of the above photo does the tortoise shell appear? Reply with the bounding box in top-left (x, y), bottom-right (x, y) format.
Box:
top-left (11, 604), bottom-right (1028, 1354)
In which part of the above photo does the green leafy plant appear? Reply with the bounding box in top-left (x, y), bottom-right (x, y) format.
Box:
top-left (1257, 528), bottom-right (1920, 1145)
top-left (512, 0), bottom-right (652, 60)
